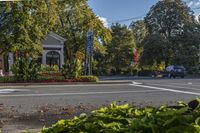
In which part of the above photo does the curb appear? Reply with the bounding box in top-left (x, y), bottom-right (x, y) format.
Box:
top-left (0, 81), bottom-right (132, 88)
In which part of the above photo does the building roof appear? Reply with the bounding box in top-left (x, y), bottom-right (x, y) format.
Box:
top-left (49, 31), bottom-right (66, 42)
top-left (42, 31), bottom-right (66, 45)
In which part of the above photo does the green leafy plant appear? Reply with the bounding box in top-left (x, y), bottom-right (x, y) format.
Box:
top-left (62, 59), bottom-right (82, 79)
top-left (0, 76), bottom-right (16, 83)
top-left (40, 99), bottom-right (200, 133)
top-left (40, 64), bottom-right (59, 74)
top-left (11, 57), bottom-right (40, 81)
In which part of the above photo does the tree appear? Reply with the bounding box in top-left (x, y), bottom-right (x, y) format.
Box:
top-left (129, 20), bottom-right (148, 48)
top-left (144, 0), bottom-right (194, 39)
top-left (0, 0), bottom-right (58, 57)
top-left (142, 0), bottom-right (199, 69)
top-left (140, 34), bottom-right (168, 66)
top-left (53, 0), bottom-right (111, 63)
top-left (170, 24), bottom-right (200, 69)
top-left (106, 23), bottom-right (135, 74)
top-left (129, 20), bottom-right (148, 68)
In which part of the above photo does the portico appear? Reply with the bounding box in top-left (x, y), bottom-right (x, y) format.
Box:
top-left (41, 32), bottom-right (65, 68)
top-left (0, 32), bottom-right (66, 75)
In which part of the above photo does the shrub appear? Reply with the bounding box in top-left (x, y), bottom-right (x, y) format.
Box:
top-left (37, 76), bottom-right (65, 82)
top-left (11, 58), bottom-right (40, 81)
top-left (40, 64), bottom-right (60, 74)
top-left (40, 99), bottom-right (200, 133)
top-left (0, 76), bottom-right (16, 83)
top-left (62, 59), bottom-right (82, 79)
top-left (76, 76), bottom-right (98, 82)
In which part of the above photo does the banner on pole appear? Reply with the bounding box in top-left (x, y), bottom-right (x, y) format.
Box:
top-left (86, 31), bottom-right (94, 56)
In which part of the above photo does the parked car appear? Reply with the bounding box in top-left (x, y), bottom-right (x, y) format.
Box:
top-left (166, 65), bottom-right (185, 78)
top-left (151, 65), bottom-right (185, 78)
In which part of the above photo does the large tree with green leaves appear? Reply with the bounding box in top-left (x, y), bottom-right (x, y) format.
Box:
top-left (53, 0), bottom-right (111, 63)
top-left (144, 0), bottom-right (194, 39)
top-left (142, 0), bottom-right (199, 69)
top-left (0, 0), bottom-right (57, 57)
top-left (140, 34), bottom-right (168, 66)
top-left (106, 23), bottom-right (135, 74)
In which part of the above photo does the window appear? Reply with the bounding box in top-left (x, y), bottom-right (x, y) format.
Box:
top-left (46, 51), bottom-right (60, 67)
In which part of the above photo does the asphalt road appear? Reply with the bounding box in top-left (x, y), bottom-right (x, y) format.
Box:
top-left (0, 78), bottom-right (200, 113)
top-left (1, 78), bottom-right (200, 132)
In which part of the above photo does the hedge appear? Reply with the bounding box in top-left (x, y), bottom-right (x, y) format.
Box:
top-left (0, 76), bottom-right (98, 83)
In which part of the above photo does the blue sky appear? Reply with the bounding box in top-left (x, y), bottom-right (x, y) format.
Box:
top-left (88, 0), bottom-right (200, 27)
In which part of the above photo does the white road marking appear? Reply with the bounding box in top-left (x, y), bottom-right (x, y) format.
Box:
top-left (0, 89), bottom-right (17, 94)
top-left (168, 82), bottom-right (200, 87)
top-left (132, 81), bottom-right (142, 85)
top-left (130, 83), bottom-right (200, 96)
top-left (147, 83), bottom-right (200, 91)
top-left (0, 90), bottom-right (164, 97)
top-left (0, 89), bottom-right (29, 94)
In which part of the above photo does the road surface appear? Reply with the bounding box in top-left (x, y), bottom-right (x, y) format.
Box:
top-left (1, 78), bottom-right (200, 132)
top-left (0, 79), bottom-right (200, 109)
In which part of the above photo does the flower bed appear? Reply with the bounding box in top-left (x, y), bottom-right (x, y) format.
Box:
top-left (0, 75), bottom-right (98, 83)
top-left (40, 99), bottom-right (200, 133)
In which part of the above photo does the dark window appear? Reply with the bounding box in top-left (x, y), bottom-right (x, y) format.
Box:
top-left (46, 51), bottom-right (60, 67)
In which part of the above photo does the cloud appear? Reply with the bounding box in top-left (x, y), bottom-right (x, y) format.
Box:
top-left (186, 0), bottom-right (200, 8)
top-left (98, 16), bottom-right (109, 28)
top-left (188, 1), bottom-right (194, 7)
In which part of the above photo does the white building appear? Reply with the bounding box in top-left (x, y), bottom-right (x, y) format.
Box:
top-left (0, 32), bottom-right (66, 75)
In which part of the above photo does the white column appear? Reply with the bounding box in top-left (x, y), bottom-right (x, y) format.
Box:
top-left (60, 45), bottom-right (64, 68)
top-left (42, 51), bottom-right (47, 66)
top-left (8, 52), bottom-right (14, 76)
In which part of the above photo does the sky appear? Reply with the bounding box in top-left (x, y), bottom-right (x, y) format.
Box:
top-left (88, 0), bottom-right (200, 27)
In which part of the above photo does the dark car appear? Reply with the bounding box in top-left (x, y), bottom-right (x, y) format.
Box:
top-left (166, 65), bottom-right (185, 78)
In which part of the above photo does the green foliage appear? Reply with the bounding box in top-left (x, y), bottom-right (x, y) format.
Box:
top-left (53, 0), bottom-right (111, 63)
top-left (129, 20), bottom-right (148, 48)
top-left (141, 0), bottom-right (200, 70)
top-left (106, 23), bottom-right (135, 75)
top-left (145, 0), bottom-right (194, 38)
top-left (11, 58), bottom-right (40, 81)
top-left (40, 99), bottom-right (200, 133)
top-left (62, 59), bottom-right (82, 79)
top-left (130, 64), bottom-right (141, 76)
top-left (0, 0), bottom-right (57, 56)
top-left (0, 76), bottom-right (16, 83)
top-left (40, 64), bottom-right (59, 73)
top-left (140, 34), bottom-right (168, 66)
top-left (0, 75), bottom-right (98, 83)
top-left (37, 76), bottom-right (65, 82)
